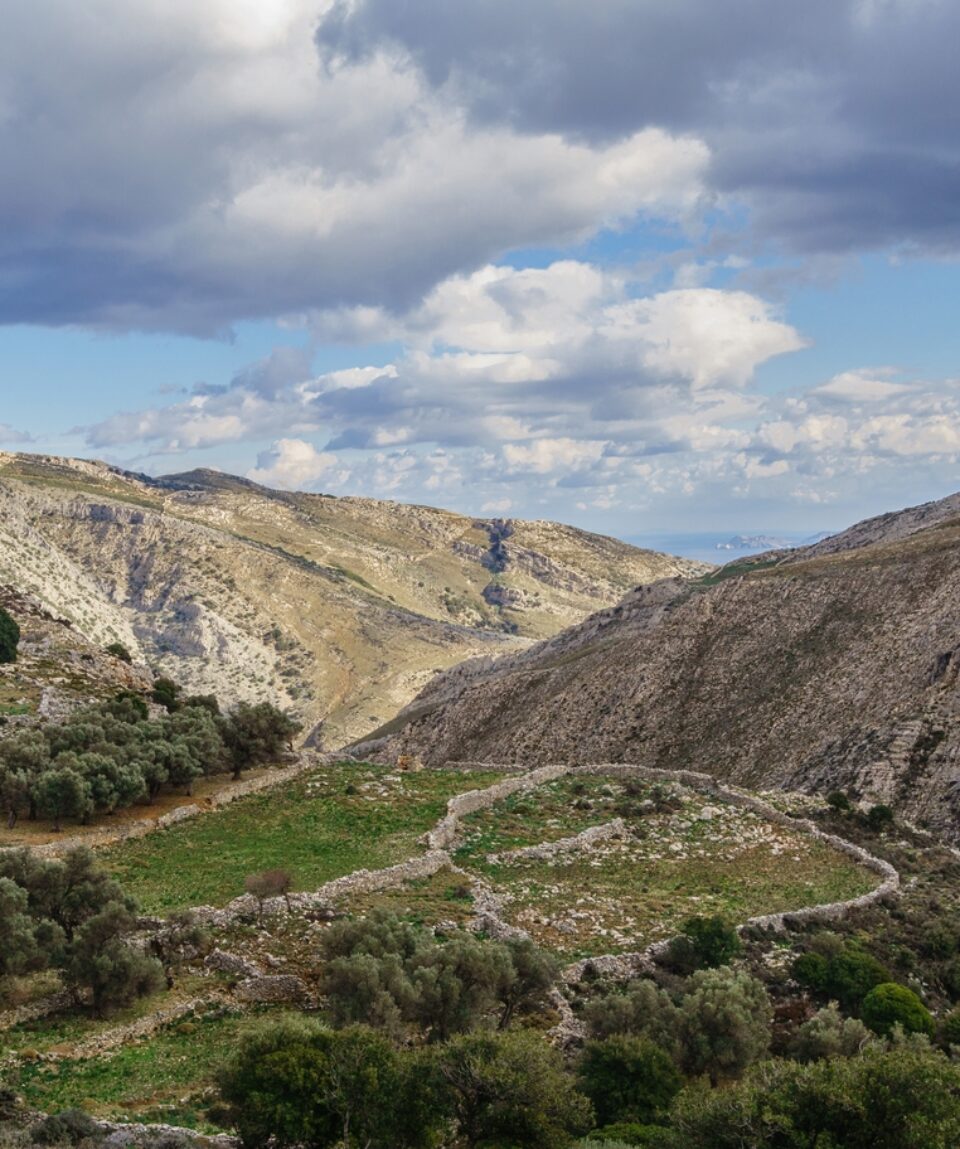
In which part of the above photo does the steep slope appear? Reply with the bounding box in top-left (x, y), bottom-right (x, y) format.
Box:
top-left (0, 453), bottom-right (707, 744)
top-left (379, 493), bottom-right (960, 836)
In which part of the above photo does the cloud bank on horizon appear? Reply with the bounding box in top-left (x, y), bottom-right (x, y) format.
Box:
top-left (2, 0), bottom-right (959, 533)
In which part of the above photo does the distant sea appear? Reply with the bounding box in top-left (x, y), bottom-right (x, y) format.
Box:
top-left (624, 531), bottom-right (822, 566)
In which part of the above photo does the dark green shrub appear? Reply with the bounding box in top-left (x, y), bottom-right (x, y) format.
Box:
top-left (922, 925), bottom-right (957, 960)
top-left (579, 1036), bottom-right (682, 1126)
top-left (681, 915), bottom-right (742, 969)
top-left (826, 791), bottom-right (851, 813)
top-left (795, 946), bottom-right (891, 1010)
top-left (793, 951), bottom-right (829, 993)
top-left (104, 642), bottom-right (132, 663)
top-left (865, 804), bottom-right (895, 832)
top-left (826, 950), bottom-right (892, 1010)
top-left (0, 608), bottom-right (20, 664)
top-left (861, 982), bottom-right (934, 1037)
top-left (151, 677), bottom-right (181, 712)
top-left (30, 1109), bottom-right (103, 1145)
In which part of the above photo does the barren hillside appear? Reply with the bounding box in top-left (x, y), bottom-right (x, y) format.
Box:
top-left (0, 452), bottom-right (707, 744)
top-left (378, 493), bottom-right (960, 836)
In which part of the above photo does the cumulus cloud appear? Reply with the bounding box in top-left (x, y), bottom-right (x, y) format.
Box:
top-left (247, 438), bottom-right (343, 490)
top-left (0, 2), bottom-right (707, 334)
top-left (83, 262), bottom-right (804, 459)
top-left (320, 0), bottom-right (960, 258)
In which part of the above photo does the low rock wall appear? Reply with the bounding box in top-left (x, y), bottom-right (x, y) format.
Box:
top-left (488, 818), bottom-right (627, 864)
top-left (426, 763), bottom-right (569, 850)
top-left (572, 764), bottom-right (899, 934)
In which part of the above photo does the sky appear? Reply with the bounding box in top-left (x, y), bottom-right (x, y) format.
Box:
top-left (2, 0), bottom-right (960, 542)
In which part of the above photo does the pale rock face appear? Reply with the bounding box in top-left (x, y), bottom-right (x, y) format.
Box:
top-left (0, 452), bottom-right (709, 746)
top-left (383, 491), bottom-right (960, 839)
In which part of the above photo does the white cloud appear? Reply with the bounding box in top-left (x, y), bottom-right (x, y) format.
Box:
top-left (600, 290), bottom-right (808, 390)
top-left (85, 262), bottom-right (807, 456)
top-left (502, 438), bottom-right (608, 475)
top-left (814, 368), bottom-right (914, 402)
top-left (247, 438), bottom-right (342, 489)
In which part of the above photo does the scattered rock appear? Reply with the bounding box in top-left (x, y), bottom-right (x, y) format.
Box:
top-left (203, 950), bottom-right (262, 978)
top-left (235, 975), bottom-right (307, 1003)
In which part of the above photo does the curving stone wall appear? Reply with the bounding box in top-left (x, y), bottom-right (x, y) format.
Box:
top-left (426, 764), bottom-right (569, 850)
top-left (487, 818), bottom-right (628, 864)
top-left (571, 763), bottom-right (899, 936)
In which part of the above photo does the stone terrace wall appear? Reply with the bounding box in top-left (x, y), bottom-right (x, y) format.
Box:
top-left (189, 759), bottom-right (898, 953)
top-left (572, 763), bottom-right (899, 933)
top-left (426, 763), bottom-right (569, 850)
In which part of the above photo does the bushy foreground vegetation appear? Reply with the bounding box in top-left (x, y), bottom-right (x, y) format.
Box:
top-left (0, 847), bottom-right (169, 1016)
top-left (0, 687), bottom-right (300, 831)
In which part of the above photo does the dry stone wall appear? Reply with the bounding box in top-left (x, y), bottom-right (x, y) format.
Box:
top-left (571, 763), bottom-right (899, 934)
top-left (183, 759), bottom-right (897, 963)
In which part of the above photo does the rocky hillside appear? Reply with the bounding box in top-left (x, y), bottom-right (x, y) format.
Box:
top-left (376, 492), bottom-right (960, 836)
top-left (0, 586), bottom-right (152, 730)
top-left (0, 452), bottom-right (706, 745)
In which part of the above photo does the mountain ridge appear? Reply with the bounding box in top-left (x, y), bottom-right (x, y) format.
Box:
top-left (0, 451), bottom-right (709, 745)
top-left (374, 489), bottom-right (960, 836)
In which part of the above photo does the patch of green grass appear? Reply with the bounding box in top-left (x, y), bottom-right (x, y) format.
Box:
top-left (102, 763), bottom-right (505, 912)
top-left (1, 978), bottom-right (209, 1057)
top-left (692, 556), bottom-right (784, 587)
top-left (14, 1005), bottom-right (273, 1131)
top-left (452, 785), bottom-right (878, 959)
top-left (342, 865), bottom-right (477, 928)
top-left (0, 702), bottom-right (31, 716)
top-left (453, 776), bottom-right (645, 865)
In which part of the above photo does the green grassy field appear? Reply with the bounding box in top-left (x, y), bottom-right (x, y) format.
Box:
top-left (14, 1005), bottom-right (271, 1131)
top-left (102, 763), bottom-right (505, 912)
top-left (452, 774), bottom-right (647, 864)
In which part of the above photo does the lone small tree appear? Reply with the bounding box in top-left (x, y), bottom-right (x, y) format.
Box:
top-left (0, 607), bottom-right (20, 664)
top-left (245, 868), bottom-right (293, 921)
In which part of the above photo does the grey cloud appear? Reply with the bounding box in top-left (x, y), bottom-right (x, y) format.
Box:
top-left (319, 0), bottom-right (960, 256)
top-left (0, 3), bottom-right (705, 334)
top-left (0, 424), bottom-right (32, 444)
top-left (318, 0), bottom-right (842, 139)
